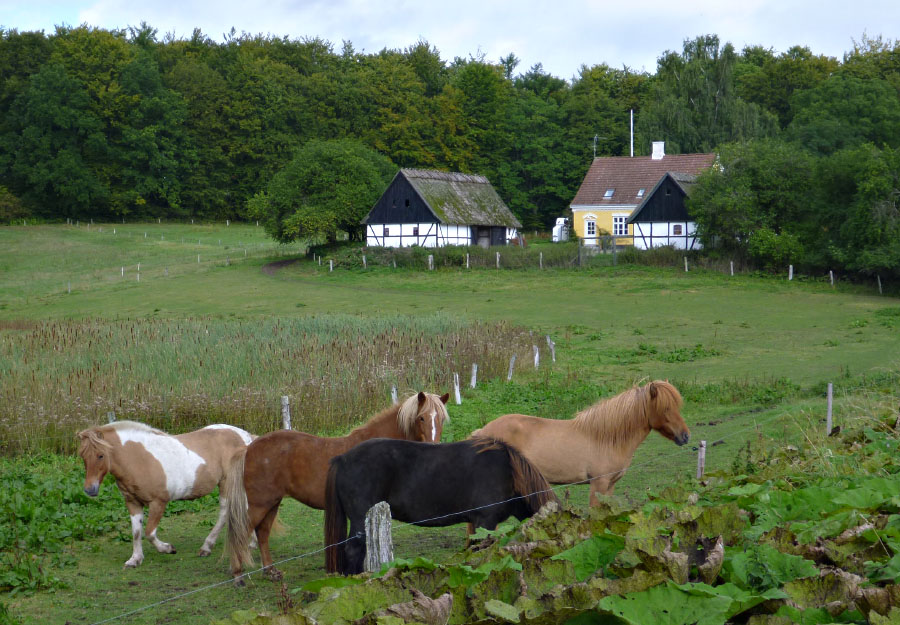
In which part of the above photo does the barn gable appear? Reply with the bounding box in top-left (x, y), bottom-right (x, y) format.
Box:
top-left (364, 172), bottom-right (441, 225)
top-left (627, 172), bottom-right (697, 224)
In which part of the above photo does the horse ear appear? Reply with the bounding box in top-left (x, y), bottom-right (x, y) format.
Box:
top-left (417, 391), bottom-right (426, 406)
top-left (439, 392), bottom-right (450, 405)
top-left (648, 382), bottom-right (658, 399)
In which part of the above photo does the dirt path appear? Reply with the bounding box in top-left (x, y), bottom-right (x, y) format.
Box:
top-left (260, 258), bottom-right (301, 275)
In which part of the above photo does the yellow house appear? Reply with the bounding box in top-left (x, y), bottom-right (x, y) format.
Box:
top-left (569, 142), bottom-right (716, 246)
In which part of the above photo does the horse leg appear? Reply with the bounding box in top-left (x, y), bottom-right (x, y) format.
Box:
top-left (255, 502), bottom-right (283, 581)
top-left (199, 494), bottom-right (228, 557)
top-left (123, 499), bottom-right (145, 568)
top-left (589, 476), bottom-right (617, 506)
top-left (145, 500), bottom-right (176, 554)
top-left (344, 517), bottom-right (368, 575)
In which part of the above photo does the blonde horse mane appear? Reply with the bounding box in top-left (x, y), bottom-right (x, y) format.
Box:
top-left (76, 421), bottom-right (167, 459)
top-left (396, 392), bottom-right (450, 437)
top-left (572, 381), bottom-right (682, 446)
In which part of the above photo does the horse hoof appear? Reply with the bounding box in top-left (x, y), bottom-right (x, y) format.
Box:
top-left (123, 560), bottom-right (141, 568)
top-left (263, 567), bottom-right (283, 581)
top-left (233, 577), bottom-right (246, 588)
top-left (198, 548), bottom-right (211, 557)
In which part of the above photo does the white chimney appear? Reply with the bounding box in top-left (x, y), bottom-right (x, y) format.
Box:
top-left (651, 141), bottom-right (665, 160)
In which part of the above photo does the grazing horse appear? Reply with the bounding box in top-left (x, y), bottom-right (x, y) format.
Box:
top-left (324, 436), bottom-right (557, 575)
top-left (471, 380), bottom-right (690, 506)
top-left (226, 391), bottom-right (449, 584)
top-left (76, 420), bottom-right (254, 568)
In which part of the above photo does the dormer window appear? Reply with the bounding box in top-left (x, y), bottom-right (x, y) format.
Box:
top-left (603, 188), bottom-right (615, 199)
top-left (637, 188), bottom-right (645, 198)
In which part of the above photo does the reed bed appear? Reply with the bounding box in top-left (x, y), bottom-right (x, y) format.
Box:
top-left (0, 313), bottom-right (535, 455)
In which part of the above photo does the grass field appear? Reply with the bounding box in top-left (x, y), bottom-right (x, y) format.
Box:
top-left (1, 223), bottom-right (899, 625)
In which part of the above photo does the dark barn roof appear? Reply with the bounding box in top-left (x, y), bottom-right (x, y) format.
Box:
top-left (570, 153), bottom-right (715, 207)
top-left (363, 169), bottom-right (522, 228)
top-left (628, 172), bottom-right (699, 224)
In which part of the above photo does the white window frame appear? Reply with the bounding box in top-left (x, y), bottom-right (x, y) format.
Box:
top-left (585, 219), bottom-right (596, 237)
top-left (603, 188), bottom-right (615, 199)
top-left (612, 215), bottom-right (628, 236)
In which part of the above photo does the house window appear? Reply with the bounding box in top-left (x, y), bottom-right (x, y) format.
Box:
top-left (612, 216), bottom-right (627, 236)
top-left (673, 224), bottom-right (683, 235)
top-left (637, 188), bottom-right (645, 198)
top-left (585, 220), bottom-right (596, 237)
top-left (384, 226), bottom-right (390, 236)
top-left (603, 188), bottom-right (615, 199)
top-left (413, 226), bottom-right (419, 236)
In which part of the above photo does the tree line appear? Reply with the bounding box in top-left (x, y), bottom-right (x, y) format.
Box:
top-left (0, 26), bottom-right (898, 276)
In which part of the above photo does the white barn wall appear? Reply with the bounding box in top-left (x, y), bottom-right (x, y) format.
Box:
top-left (632, 221), bottom-right (701, 250)
top-left (366, 223), bottom-right (475, 248)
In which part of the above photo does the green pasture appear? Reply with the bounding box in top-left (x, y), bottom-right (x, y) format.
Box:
top-left (1, 223), bottom-right (900, 624)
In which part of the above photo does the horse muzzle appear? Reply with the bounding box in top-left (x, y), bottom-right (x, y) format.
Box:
top-left (84, 483), bottom-right (100, 497)
top-left (675, 432), bottom-right (690, 446)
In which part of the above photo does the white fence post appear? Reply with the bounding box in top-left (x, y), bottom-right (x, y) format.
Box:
top-left (428, 255), bottom-right (434, 271)
top-left (453, 373), bottom-right (461, 405)
top-left (466, 253), bottom-right (470, 269)
top-left (730, 261), bottom-right (734, 276)
top-left (364, 501), bottom-right (393, 573)
top-left (696, 440), bottom-right (706, 479)
top-left (470, 363), bottom-right (478, 389)
top-left (507, 355), bottom-right (516, 382)
top-left (539, 252), bottom-right (543, 269)
top-left (684, 256), bottom-right (689, 272)
top-left (830, 270), bottom-right (834, 288)
top-left (496, 252), bottom-right (500, 269)
top-left (533, 345), bottom-right (539, 368)
top-left (281, 395), bottom-right (291, 430)
top-left (789, 265), bottom-right (794, 281)
top-left (107, 411), bottom-right (116, 424)
top-left (826, 383), bottom-right (833, 435)
top-left (546, 335), bottom-right (556, 362)
top-left (391, 386), bottom-right (398, 404)
top-left (329, 260), bottom-right (333, 272)
top-left (362, 255), bottom-right (367, 269)
top-left (877, 275), bottom-right (883, 295)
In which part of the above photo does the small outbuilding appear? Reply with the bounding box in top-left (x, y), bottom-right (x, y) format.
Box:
top-left (627, 172), bottom-right (703, 250)
top-left (363, 169), bottom-right (521, 248)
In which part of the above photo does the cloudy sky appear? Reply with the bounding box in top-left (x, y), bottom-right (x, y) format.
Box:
top-left (2, 0), bottom-right (897, 80)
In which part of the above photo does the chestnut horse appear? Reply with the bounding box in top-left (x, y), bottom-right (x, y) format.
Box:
top-left (226, 391), bottom-right (449, 584)
top-left (76, 421), bottom-right (254, 568)
top-left (324, 437), bottom-right (558, 575)
top-left (471, 380), bottom-right (689, 506)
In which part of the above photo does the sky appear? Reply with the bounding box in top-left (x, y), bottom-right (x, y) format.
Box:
top-left (1, 0), bottom-right (898, 80)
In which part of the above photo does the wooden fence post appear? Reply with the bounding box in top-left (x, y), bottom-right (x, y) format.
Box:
top-left (684, 256), bottom-right (689, 272)
top-left (507, 354), bottom-right (516, 382)
top-left (470, 363), bottom-right (478, 388)
top-left (546, 335), bottom-right (556, 362)
top-left (329, 260), bottom-right (333, 272)
top-left (428, 255), bottom-right (434, 271)
top-left (730, 261), bottom-right (734, 276)
top-left (539, 252), bottom-right (543, 269)
top-left (281, 395), bottom-right (291, 430)
top-left (391, 386), bottom-right (398, 404)
top-left (364, 501), bottom-right (393, 573)
top-left (107, 411), bottom-right (116, 424)
top-left (789, 265), bottom-right (794, 281)
top-left (696, 440), bottom-right (706, 479)
top-left (533, 345), bottom-right (539, 368)
top-left (466, 253), bottom-right (469, 269)
top-left (826, 383), bottom-right (833, 435)
top-left (453, 373), bottom-right (461, 405)
top-left (830, 270), bottom-right (834, 288)
top-left (362, 255), bottom-right (367, 269)
top-left (496, 252), bottom-right (500, 269)
top-left (877, 275), bottom-right (883, 295)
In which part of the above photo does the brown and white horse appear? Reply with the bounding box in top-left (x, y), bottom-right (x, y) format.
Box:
top-left (77, 420), bottom-right (254, 568)
top-left (226, 391), bottom-right (449, 584)
top-left (471, 380), bottom-right (689, 506)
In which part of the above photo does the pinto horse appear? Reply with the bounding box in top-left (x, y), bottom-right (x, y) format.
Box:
top-left (324, 436), bottom-right (557, 575)
top-left (471, 380), bottom-right (690, 506)
top-left (226, 391), bottom-right (449, 584)
top-left (77, 420), bottom-right (254, 568)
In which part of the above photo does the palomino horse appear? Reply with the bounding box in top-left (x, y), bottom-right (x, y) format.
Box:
top-left (471, 380), bottom-right (689, 506)
top-left (226, 391), bottom-right (449, 584)
top-left (325, 436), bottom-right (557, 575)
top-left (77, 420), bottom-right (254, 568)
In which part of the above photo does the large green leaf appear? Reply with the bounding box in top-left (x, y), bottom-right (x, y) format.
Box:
top-left (722, 543), bottom-right (818, 591)
top-left (597, 581), bottom-right (733, 625)
top-left (551, 532), bottom-right (625, 582)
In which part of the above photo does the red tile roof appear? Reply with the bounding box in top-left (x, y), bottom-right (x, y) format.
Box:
top-left (570, 153), bottom-right (716, 207)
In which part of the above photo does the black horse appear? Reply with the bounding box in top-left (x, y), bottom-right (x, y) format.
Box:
top-left (324, 436), bottom-right (558, 575)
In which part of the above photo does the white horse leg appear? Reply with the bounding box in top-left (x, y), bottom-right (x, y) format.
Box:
top-left (124, 510), bottom-right (145, 568)
top-left (199, 496), bottom-right (228, 556)
top-left (145, 500), bottom-right (175, 554)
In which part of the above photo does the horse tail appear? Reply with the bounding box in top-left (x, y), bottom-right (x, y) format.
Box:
top-left (504, 441), bottom-right (558, 513)
top-left (324, 459), bottom-right (346, 574)
top-left (225, 448), bottom-right (253, 576)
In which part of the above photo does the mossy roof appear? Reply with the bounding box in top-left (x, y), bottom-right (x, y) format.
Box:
top-left (401, 169), bottom-right (522, 228)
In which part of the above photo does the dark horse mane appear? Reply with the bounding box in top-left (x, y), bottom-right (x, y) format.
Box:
top-left (468, 436), bottom-right (556, 514)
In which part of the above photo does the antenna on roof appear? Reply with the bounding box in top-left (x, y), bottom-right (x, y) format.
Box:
top-left (630, 109), bottom-right (634, 158)
top-left (593, 134), bottom-right (598, 159)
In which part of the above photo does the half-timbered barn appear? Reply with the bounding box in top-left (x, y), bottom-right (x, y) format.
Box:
top-left (363, 169), bottom-right (521, 248)
top-left (627, 172), bottom-right (703, 250)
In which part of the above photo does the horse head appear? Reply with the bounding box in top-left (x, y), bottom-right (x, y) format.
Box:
top-left (647, 381), bottom-right (690, 446)
top-left (76, 427), bottom-right (113, 497)
top-left (400, 391), bottom-right (450, 443)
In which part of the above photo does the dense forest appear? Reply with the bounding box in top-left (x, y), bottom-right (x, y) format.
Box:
top-left (0, 25), bottom-right (899, 276)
